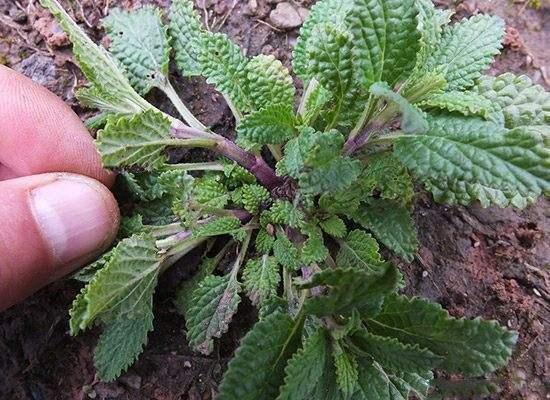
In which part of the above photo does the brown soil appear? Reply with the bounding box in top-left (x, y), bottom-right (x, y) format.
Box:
top-left (0, 1), bottom-right (548, 399)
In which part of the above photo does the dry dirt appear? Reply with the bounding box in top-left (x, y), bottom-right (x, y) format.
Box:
top-left (0, 0), bottom-right (548, 399)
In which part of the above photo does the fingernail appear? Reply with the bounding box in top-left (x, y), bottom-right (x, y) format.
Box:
top-left (30, 177), bottom-right (116, 264)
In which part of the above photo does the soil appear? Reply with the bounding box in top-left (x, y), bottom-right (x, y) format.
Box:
top-left (0, 0), bottom-right (548, 399)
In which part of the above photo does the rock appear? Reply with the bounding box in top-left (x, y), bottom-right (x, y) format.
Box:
top-left (269, 2), bottom-right (304, 30)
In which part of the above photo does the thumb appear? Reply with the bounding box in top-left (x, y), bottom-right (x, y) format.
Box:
top-left (0, 173), bottom-right (119, 311)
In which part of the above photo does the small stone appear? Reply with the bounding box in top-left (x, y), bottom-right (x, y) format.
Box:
top-left (422, 270), bottom-right (429, 278)
top-left (184, 360), bottom-right (192, 368)
top-left (533, 288), bottom-right (542, 297)
top-left (120, 374), bottom-right (142, 390)
top-left (269, 3), bottom-right (304, 30)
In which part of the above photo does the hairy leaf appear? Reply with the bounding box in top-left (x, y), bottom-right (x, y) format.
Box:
top-left (170, 0), bottom-right (205, 76)
top-left (242, 256), bottom-right (280, 306)
top-left (425, 15), bottom-right (505, 91)
top-left (348, 0), bottom-right (420, 87)
top-left (320, 215), bottom-right (347, 239)
top-left (217, 312), bottom-right (304, 400)
top-left (367, 294), bottom-right (517, 376)
top-left (273, 232), bottom-right (300, 270)
top-left (69, 234), bottom-right (160, 334)
top-left (351, 199), bottom-right (419, 262)
top-left (186, 275), bottom-right (241, 354)
top-left (337, 229), bottom-right (385, 273)
top-left (96, 110), bottom-right (173, 169)
top-left (333, 341), bottom-right (359, 397)
top-left (474, 73), bottom-right (550, 128)
top-left (420, 90), bottom-right (494, 120)
top-left (104, 6), bottom-right (170, 94)
top-left (277, 328), bottom-right (328, 400)
top-left (293, 0), bottom-right (352, 81)
top-left (175, 257), bottom-right (219, 316)
top-left (298, 265), bottom-right (400, 318)
top-left (237, 104), bottom-right (297, 145)
top-left (414, 0), bottom-right (452, 71)
top-left (301, 225), bottom-right (329, 264)
top-left (192, 217), bottom-right (242, 239)
top-left (247, 54), bottom-right (295, 110)
top-left (394, 115), bottom-right (550, 208)
top-left (193, 174), bottom-right (229, 209)
top-left (40, 0), bottom-right (149, 114)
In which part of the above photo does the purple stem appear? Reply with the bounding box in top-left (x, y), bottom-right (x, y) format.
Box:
top-left (171, 123), bottom-right (282, 190)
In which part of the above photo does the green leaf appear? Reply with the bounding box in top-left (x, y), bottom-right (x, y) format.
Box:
top-left (263, 200), bottom-right (306, 229)
top-left (237, 104), bottom-right (297, 145)
top-left (94, 313), bottom-right (154, 381)
top-left (370, 82), bottom-right (428, 134)
top-left (367, 294), bottom-right (517, 376)
top-left (247, 54), bottom-right (295, 110)
top-left (170, 0), bottom-right (205, 76)
top-left (414, 0), bottom-right (451, 72)
top-left (277, 328), bottom-right (328, 400)
top-left (73, 251), bottom-right (112, 283)
top-left (394, 115), bottom-right (550, 208)
top-left (301, 225), bottom-right (329, 265)
top-left (360, 152), bottom-right (414, 206)
top-left (199, 32), bottom-right (252, 114)
top-left (192, 217), bottom-right (242, 239)
top-left (336, 229), bottom-right (385, 273)
top-left (242, 256), bottom-right (280, 306)
top-left (40, 0), bottom-right (149, 114)
top-left (319, 215), bottom-right (347, 239)
top-left (420, 90), bottom-right (494, 120)
top-left (307, 23), bottom-right (363, 130)
top-left (186, 275), bottom-right (241, 354)
top-left (175, 257), bottom-right (219, 316)
top-left (237, 184), bottom-right (270, 213)
top-left (425, 15), bottom-right (505, 91)
top-left (300, 158), bottom-right (363, 195)
top-left (293, 0), bottom-right (352, 82)
top-left (96, 110), bottom-right (174, 169)
top-left (256, 228), bottom-right (275, 253)
top-left (348, 0), bottom-right (420, 87)
top-left (351, 199), bottom-right (419, 262)
top-left (333, 341), bottom-right (359, 398)
top-left (69, 234), bottom-right (160, 334)
top-left (350, 330), bottom-right (443, 374)
top-left (473, 73), bottom-right (550, 128)
top-left (217, 312), bottom-right (304, 400)
top-left (354, 358), bottom-right (433, 400)
top-left (298, 265), bottom-right (400, 318)
top-left (301, 82), bottom-right (333, 126)
top-left (273, 232), bottom-right (300, 270)
top-left (103, 6), bottom-right (170, 95)
top-left (193, 174), bottom-right (229, 209)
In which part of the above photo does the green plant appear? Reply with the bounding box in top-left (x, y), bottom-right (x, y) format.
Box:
top-left (41, 0), bottom-right (549, 397)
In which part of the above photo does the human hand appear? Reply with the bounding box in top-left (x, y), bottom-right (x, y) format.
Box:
top-left (0, 65), bottom-right (120, 311)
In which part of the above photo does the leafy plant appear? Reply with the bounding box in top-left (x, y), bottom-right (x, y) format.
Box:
top-left (40, 0), bottom-right (550, 397)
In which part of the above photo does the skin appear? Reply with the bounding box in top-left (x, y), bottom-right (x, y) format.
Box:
top-left (0, 65), bottom-right (120, 311)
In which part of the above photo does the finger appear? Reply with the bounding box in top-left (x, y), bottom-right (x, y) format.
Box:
top-left (0, 173), bottom-right (120, 311)
top-left (0, 65), bottom-right (113, 186)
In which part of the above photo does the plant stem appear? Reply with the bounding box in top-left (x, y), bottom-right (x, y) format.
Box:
top-left (223, 93), bottom-right (243, 124)
top-left (149, 223), bottom-right (185, 238)
top-left (229, 228), bottom-right (253, 280)
top-left (298, 78), bottom-right (319, 116)
top-left (159, 238), bottom-right (207, 272)
top-left (161, 80), bottom-right (207, 131)
top-left (168, 162), bottom-right (225, 172)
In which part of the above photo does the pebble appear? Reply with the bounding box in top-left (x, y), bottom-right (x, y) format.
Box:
top-left (269, 2), bottom-right (307, 30)
top-left (184, 360), bottom-right (192, 368)
top-left (422, 270), bottom-right (429, 278)
top-left (533, 288), bottom-right (541, 297)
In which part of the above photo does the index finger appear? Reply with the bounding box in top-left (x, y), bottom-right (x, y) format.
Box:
top-left (0, 65), bottom-right (113, 186)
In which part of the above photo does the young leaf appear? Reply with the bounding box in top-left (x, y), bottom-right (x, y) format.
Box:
top-left (186, 275), bottom-right (241, 354)
top-left (273, 232), bottom-right (300, 270)
top-left (94, 313), bottom-right (154, 381)
top-left (242, 256), bottom-right (280, 306)
top-left (336, 229), bottom-right (385, 273)
top-left (69, 234), bottom-right (160, 334)
top-left (394, 115), bottom-right (550, 208)
top-left (237, 184), bottom-right (270, 213)
top-left (420, 90), bottom-right (494, 120)
top-left (301, 225), bottom-right (329, 265)
top-left (414, 0), bottom-right (452, 71)
top-left (170, 0), bottom-right (205, 76)
top-left (351, 199), bottom-right (419, 262)
top-left (237, 104), bottom-right (297, 145)
top-left (96, 110), bottom-right (174, 169)
top-left (367, 294), bottom-right (517, 376)
top-left (350, 330), bottom-right (443, 374)
top-left (217, 312), bottom-right (304, 400)
top-left (199, 32), bottom-right (252, 114)
top-left (348, 0), bottom-right (421, 88)
top-left (333, 340), bottom-right (359, 398)
top-left (473, 73), bottom-right (550, 128)
top-left (192, 217), bottom-right (242, 239)
top-left (277, 328), bottom-right (328, 400)
top-left (247, 54), bottom-right (295, 110)
top-left (298, 265), bottom-right (400, 318)
top-left (425, 15), bottom-right (505, 91)
top-left (360, 152), bottom-right (414, 206)
top-left (319, 215), bottom-right (347, 239)
top-left (301, 158), bottom-right (363, 196)
top-left (40, 0), bottom-right (149, 114)
top-left (293, 0), bottom-right (353, 82)
top-left (370, 82), bottom-right (429, 134)
top-left (103, 6), bottom-right (170, 95)
top-left (256, 228), bottom-right (275, 253)
top-left (193, 174), bottom-right (229, 209)
top-left (175, 257), bottom-right (219, 316)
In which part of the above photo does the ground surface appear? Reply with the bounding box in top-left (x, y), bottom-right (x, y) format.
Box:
top-left (0, 0), bottom-right (548, 399)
